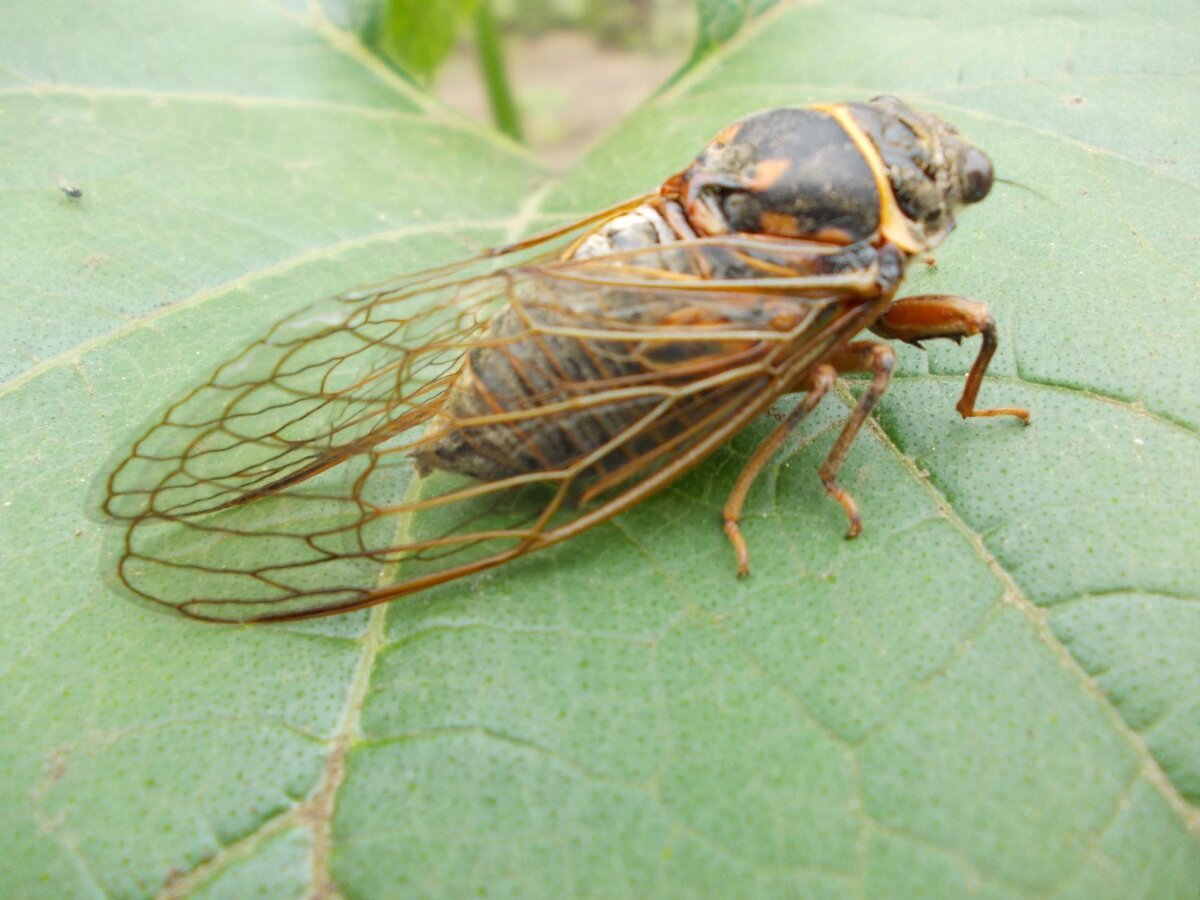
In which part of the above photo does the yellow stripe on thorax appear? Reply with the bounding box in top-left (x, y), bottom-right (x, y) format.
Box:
top-left (812, 103), bottom-right (926, 254)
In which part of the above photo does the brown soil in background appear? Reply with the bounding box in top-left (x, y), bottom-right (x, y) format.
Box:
top-left (436, 30), bottom-right (687, 168)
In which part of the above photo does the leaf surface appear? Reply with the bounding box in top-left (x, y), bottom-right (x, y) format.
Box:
top-left (359, 0), bottom-right (481, 83)
top-left (1, 0), bottom-right (1197, 896)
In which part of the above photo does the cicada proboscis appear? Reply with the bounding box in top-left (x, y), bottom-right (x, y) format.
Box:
top-left (102, 96), bottom-right (1029, 623)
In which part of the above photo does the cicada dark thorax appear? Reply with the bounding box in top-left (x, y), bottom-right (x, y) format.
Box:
top-left (678, 107), bottom-right (883, 246)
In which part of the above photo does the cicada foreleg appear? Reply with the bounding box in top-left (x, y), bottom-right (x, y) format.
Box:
top-left (722, 339), bottom-right (896, 575)
top-left (870, 294), bottom-right (1031, 422)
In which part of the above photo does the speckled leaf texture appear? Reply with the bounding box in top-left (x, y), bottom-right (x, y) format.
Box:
top-left (1, 0), bottom-right (1197, 897)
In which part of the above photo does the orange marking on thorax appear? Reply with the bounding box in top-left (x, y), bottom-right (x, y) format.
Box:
top-left (746, 158), bottom-right (790, 192)
top-left (759, 211), bottom-right (803, 237)
top-left (809, 226), bottom-right (856, 245)
top-left (713, 121), bottom-right (743, 146)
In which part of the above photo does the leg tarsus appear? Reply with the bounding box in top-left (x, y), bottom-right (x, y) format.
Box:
top-left (724, 518), bottom-right (752, 577)
top-left (823, 477), bottom-right (862, 539)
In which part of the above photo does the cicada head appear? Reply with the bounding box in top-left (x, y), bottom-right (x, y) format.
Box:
top-left (847, 95), bottom-right (994, 250)
top-left (672, 98), bottom-right (993, 254)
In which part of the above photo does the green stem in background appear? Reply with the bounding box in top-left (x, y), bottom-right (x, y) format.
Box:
top-left (473, 0), bottom-right (523, 142)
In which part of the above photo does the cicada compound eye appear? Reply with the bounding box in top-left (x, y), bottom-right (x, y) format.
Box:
top-left (961, 147), bottom-right (994, 204)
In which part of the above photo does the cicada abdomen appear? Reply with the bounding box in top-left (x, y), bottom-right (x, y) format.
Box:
top-left (412, 236), bottom-right (890, 493)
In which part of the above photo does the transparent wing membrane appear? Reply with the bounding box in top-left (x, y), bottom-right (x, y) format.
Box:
top-left (104, 233), bottom-right (885, 621)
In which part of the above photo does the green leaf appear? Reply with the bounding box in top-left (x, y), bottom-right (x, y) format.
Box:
top-left (2, 0), bottom-right (1197, 896)
top-left (363, 0), bottom-right (481, 84)
top-left (688, 0), bottom-right (781, 63)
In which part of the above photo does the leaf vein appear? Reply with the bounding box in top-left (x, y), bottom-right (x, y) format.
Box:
top-left (0, 217), bottom-right (513, 400)
top-left (856, 387), bottom-right (1200, 832)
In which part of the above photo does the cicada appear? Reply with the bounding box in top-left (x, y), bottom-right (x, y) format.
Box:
top-left (102, 96), bottom-right (1028, 623)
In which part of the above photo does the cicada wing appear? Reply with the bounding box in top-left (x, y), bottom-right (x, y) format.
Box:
top-left (116, 367), bottom-right (778, 624)
top-left (103, 261), bottom-right (510, 522)
top-left (109, 237), bottom-right (882, 622)
top-left (101, 191), bottom-right (667, 524)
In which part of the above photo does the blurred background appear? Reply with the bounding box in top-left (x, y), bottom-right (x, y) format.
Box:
top-left (370, 0), bottom-right (697, 165)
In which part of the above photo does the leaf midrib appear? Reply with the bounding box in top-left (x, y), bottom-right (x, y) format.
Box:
top-left (850, 381), bottom-right (1200, 827)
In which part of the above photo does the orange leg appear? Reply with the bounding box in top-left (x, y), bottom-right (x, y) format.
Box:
top-left (871, 294), bottom-right (1030, 422)
top-left (817, 341), bottom-right (897, 539)
top-left (723, 364), bottom-right (836, 575)
top-left (723, 341), bottom-right (895, 575)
